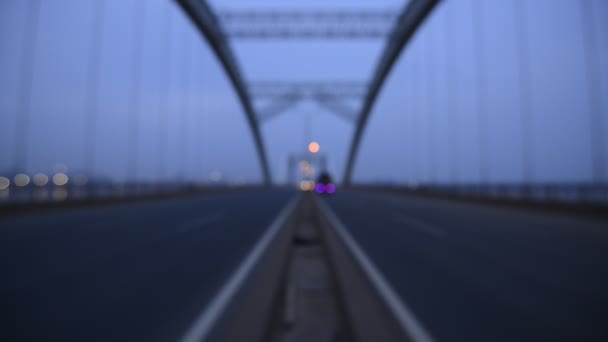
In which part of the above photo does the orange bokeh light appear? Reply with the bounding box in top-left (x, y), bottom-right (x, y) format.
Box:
top-left (308, 142), bottom-right (320, 154)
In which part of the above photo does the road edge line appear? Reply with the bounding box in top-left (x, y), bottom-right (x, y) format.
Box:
top-left (317, 198), bottom-right (435, 342)
top-left (180, 194), bottom-right (301, 342)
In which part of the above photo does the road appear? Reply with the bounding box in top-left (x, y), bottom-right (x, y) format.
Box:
top-left (0, 189), bottom-right (294, 341)
top-left (3, 189), bottom-right (607, 341)
top-left (325, 191), bottom-right (608, 341)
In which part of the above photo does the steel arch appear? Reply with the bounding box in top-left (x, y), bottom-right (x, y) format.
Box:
top-left (176, 0), bottom-right (272, 185)
top-left (342, 0), bottom-right (440, 186)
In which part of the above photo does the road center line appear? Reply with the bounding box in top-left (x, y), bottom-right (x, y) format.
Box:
top-left (393, 214), bottom-right (446, 238)
top-left (178, 213), bottom-right (225, 233)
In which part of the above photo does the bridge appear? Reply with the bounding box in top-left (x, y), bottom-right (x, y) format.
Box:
top-left (1, 0), bottom-right (607, 341)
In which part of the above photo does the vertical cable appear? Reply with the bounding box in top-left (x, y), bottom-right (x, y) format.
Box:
top-left (410, 55), bottom-right (418, 185)
top-left (126, 0), bottom-right (146, 182)
top-left (413, 43), bottom-right (422, 184)
top-left (513, 0), bottom-right (535, 184)
top-left (578, 0), bottom-right (605, 183)
top-left (188, 36), bottom-right (198, 182)
top-left (305, 112), bottom-right (312, 148)
top-left (472, 0), bottom-right (489, 183)
top-left (402, 53), bottom-right (410, 184)
top-left (198, 41), bottom-right (205, 182)
top-left (443, 1), bottom-right (458, 184)
top-left (407, 49), bottom-right (416, 185)
top-left (425, 26), bottom-right (437, 183)
top-left (180, 31), bottom-right (192, 182)
top-left (418, 33), bottom-right (426, 184)
top-left (14, 0), bottom-right (42, 173)
top-left (159, 6), bottom-right (173, 181)
top-left (84, 0), bottom-right (106, 177)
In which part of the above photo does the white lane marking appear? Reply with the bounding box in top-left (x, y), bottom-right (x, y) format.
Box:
top-left (180, 194), bottom-right (301, 342)
top-left (178, 213), bottom-right (225, 233)
top-left (317, 198), bottom-right (435, 342)
top-left (393, 214), bottom-right (446, 238)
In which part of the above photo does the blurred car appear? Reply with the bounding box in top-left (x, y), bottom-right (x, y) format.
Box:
top-left (315, 172), bottom-right (336, 195)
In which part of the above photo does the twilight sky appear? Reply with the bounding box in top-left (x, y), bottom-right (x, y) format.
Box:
top-left (0, 0), bottom-right (606, 184)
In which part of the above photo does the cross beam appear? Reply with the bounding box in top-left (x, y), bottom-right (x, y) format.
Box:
top-left (217, 10), bottom-right (399, 39)
top-left (250, 81), bottom-right (366, 123)
top-left (250, 81), bottom-right (367, 99)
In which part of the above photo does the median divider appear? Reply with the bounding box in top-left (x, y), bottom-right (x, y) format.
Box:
top-left (181, 195), bottom-right (302, 342)
top-left (315, 197), bottom-right (434, 342)
top-left (182, 193), bottom-right (433, 342)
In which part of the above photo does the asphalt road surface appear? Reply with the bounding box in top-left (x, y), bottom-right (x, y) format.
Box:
top-left (325, 191), bottom-right (608, 341)
top-left (0, 189), bottom-right (294, 341)
top-left (3, 189), bottom-right (607, 341)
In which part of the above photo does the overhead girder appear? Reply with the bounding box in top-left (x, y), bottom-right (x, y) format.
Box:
top-left (257, 93), bottom-right (303, 123)
top-left (250, 81), bottom-right (365, 124)
top-left (255, 94), bottom-right (359, 125)
top-left (313, 95), bottom-right (359, 124)
top-left (249, 81), bottom-right (368, 99)
top-left (217, 10), bottom-right (399, 39)
top-left (175, 0), bottom-right (272, 185)
top-left (342, 0), bottom-right (441, 186)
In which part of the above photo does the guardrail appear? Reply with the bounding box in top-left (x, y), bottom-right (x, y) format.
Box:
top-left (353, 183), bottom-right (608, 204)
top-left (0, 181), bottom-right (266, 204)
top-left (351, 184), bottom-right (608, 219)
top-left (0, 184), bottom-right (267, 216)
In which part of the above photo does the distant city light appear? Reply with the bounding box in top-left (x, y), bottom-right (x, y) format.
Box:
top-left (54, 163), bottom-right (68, 173)
top-left (112, 181), bottom-right (125, 191)
top-left (53, 173), bottom-right (69, 186)
top-left (308, 142), bottom-right (320, 154)
top-left (299, 180), bottom-right (315, 192)
top-left (0, 188), bottom-right (9, 200)
top-left (233, 177), bottom-right (245, 186)
top-left (299, 160), bottom-right (315, 177)
top-left (14, 174), bottom-right (30, 187)
top-left (304, 165), bottom-right (314, 177)
top-left (0, 177), bottom-right (9, 190)
top-left (74, 175), bottom-right (89, 186)
top-left (210, 170), bottom-right (222, 182)
top-left (299, 180), bottom-right (311, 191)
top-left (52, 188), bottom-right (68, 201)
top-left (32, 188), bottom-right (49, 202)
top-left (33, 173), bottom-right (49, 187)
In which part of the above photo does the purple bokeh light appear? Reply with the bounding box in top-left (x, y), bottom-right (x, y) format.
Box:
top-left (315, 183), bottom-right (325, 193)
top-left (326, 183), bottom-right (336, 194)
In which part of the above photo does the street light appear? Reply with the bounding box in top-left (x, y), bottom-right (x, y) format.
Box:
top-left (308, 141), bottom-right (320, 154)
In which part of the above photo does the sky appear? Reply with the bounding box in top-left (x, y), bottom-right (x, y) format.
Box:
top-left (0, 0), bottom-right (606, 185)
